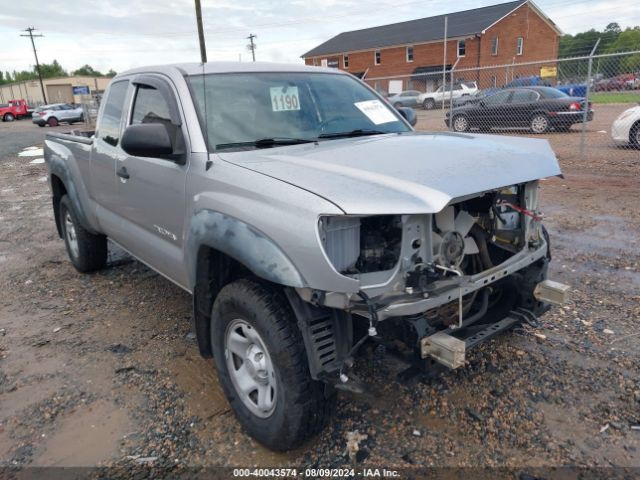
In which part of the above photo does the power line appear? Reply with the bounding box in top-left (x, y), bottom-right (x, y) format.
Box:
top-left (20, 27), bottom-right (47, 103)
top-left (247, 34), bottom-right (257, 62)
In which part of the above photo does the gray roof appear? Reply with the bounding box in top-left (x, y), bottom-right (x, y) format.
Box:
top-left (116, 61), bottom-right (348, 78)
top-left (302, 1), bottom-right (527, 58)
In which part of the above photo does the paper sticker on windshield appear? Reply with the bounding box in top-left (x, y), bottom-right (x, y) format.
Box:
top-left (270, 86), bottom-right (300, 112)
top-left (354, 100), bottom-right (397, 125)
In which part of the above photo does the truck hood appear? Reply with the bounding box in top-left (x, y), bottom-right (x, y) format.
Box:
top-left (218, 132), bottom-right (561, 214)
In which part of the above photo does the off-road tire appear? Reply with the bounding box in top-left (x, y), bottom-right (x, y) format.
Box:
top-left (211, 279), bottom-right (334, 451)
top-left (4, 113), bottom-right (15, 122)
top-left (59, 195), bottom-right (107, 272)
top-left (423, 98), bottom-right (436, 110)
top-left (47, 117), bottom-right (59, 127)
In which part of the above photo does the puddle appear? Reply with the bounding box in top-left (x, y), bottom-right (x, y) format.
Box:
top-left (33, 400), bottom-right (130, 467)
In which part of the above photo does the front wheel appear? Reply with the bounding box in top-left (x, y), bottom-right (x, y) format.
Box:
top-left (530, 113), bottom-right (549, 134)
top-left (452, 114), bottom-right (470, 132)
top-left (423, 99), bottom-right (435, 110)
top-left (630, 122), bottom-right (640, 147)
top-left (59, 195), bottom-right (107, 272)
top-left (211, 279), bottom-right (333, 451)
top-left (4, 113), bottom-right (15, 122)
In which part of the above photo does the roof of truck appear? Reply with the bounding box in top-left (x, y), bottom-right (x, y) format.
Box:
top-left (117, 62), bottom-right (345, 78)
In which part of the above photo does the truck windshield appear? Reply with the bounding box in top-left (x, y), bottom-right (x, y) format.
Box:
top-left (187, 72), bottom-right (410, 151)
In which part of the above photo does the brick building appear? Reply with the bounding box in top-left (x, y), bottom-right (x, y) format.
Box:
top-left (302, 0), bottom-right (561, 92)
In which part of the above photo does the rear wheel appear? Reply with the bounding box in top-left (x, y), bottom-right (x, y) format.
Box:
top-left (47, 117), bottom-right (59, 127)
top-left (211, 279), bottom-right (333, 451)
top-left (530, 113), bottom-right (549, 134)
top-left (423, 98), bottom-right (436, 110)
top-left (452, 114), bottom-right (470, 132)
top-left (393, 102), bottom-right (402, 109)
top-left (59, 195), bottom-right (107, 272)
top-left (4, 113), bottom-right (15, 122)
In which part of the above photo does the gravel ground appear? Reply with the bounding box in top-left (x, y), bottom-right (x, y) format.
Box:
top-left (0, 107), bottom-right (639, 476)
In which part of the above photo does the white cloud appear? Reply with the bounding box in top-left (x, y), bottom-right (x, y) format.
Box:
top-left (0, 0), bottom-right (637, 74)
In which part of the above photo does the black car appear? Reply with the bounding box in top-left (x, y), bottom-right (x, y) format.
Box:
top-left (445, 87), bottom-right (594, 134)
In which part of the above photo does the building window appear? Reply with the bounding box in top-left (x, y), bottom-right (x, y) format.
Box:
top-left (516, 37), bottom-right (524, 55)
top-left (457, 40), bottom-right (466, 57)
top-left (374, 49), bottom-right (381, 65)
top-left (491, 37), bottom-right (499, 56)
top-left (406, 46), bottom-right (414, 62)
top-left (312, 58), bottom-right (318, 66)
top-left (343, 55), bottom-right (349, 68)
top-left (491, 75), bottom-right (497, 88)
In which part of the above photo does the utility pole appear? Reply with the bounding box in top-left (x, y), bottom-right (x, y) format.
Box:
top-left (247, 34), bottom-right (257, 62)
top-left (194, 0), bottom-right (207, 63)
top-left (20, 27), bottom-right (47, 104)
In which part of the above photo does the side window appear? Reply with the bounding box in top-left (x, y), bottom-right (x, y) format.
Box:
top-left (131, 85), bottom-right (172, 126)
top-left (484, 91), bottom-right (511, 105)
top-left (511, 90), bottom-right (537, 103)
top-left (99, 81), bottom-right (129, 147)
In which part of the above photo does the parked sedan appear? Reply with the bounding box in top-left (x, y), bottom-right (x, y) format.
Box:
top-left (446, 87), bottom-right (593, 134)
top-left (32, 103), bottom-right (84, 127)
top-left (611, 105), bottom-right (640, 146)
top-left (388, 90), bottom-right (422, 109)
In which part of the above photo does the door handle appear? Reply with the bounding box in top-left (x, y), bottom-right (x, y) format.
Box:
top-left (117, 166), bottom-right (130, 180)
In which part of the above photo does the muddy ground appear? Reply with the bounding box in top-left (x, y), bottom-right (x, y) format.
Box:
top-left (0, 105), bottom-right (639, 477)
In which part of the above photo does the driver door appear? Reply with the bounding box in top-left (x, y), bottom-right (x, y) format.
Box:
top-left (114, 75), bottom-right (190, 287)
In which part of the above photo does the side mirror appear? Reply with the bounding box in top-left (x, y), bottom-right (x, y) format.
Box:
top-left (121, 123), bottom-right (173, 158)
top-left (397, 107), bottom-right (417, 127)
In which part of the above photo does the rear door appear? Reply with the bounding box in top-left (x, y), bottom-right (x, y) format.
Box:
top-left (90, 80), bottom-right (130, 225)
top-left (113, 74), bottom-right (189, 286)
top-left (507, 89), bottom-right (540, 127)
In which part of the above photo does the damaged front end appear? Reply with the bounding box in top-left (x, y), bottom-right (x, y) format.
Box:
top-left (294, 180), bottom-right (568, 383)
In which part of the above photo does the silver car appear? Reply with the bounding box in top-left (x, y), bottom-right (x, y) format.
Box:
top-left (388, 89), bottom-right (422, 108)
top-left (32, 103), bottom-right (84, 127)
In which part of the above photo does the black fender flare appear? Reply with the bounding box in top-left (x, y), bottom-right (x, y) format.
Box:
top-left (186, 210), bottom-right (306, 357)
top-left (47, 153), bottom-right (98, 236)
top-left (186, 210), bottom-right (306, 289)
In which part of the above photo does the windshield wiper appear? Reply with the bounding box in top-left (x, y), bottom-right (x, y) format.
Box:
top-left (318, 129), bottom-right (388, 139)
top-left (216, 137), bottom-right (316, 150)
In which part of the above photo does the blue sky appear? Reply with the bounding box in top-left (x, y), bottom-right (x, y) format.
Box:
top-left (0, 0), bottom-right (638, 74)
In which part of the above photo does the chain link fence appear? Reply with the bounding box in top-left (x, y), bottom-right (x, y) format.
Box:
top-left (364, 50), bottom-right (640, 159)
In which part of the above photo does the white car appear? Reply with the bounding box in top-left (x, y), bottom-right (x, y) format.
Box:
top-left (32, 103), bottom-right (84, 127)
top-left (611, 105), bottom-right (640, 146)
top-left (418, 82), bottom-right (479, 110)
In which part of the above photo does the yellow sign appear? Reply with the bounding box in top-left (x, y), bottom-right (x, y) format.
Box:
top-left (540, 66), bottom-right (557, 78)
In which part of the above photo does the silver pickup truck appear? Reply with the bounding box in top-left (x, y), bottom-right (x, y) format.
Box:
top-left (44, 62), bottom-right (566, 450)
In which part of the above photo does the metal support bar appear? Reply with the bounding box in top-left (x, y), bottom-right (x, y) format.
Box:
top-left (580, 38), bottom-right (600, 156)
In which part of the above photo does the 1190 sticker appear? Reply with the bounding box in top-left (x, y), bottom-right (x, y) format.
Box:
top-left (270, 86), bottom-right (300, 111)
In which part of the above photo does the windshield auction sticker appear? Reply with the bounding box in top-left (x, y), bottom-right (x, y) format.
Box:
top-left (354, 100), bottom-right (397, 125)
top-left (270, 86), bottom-right (301, 112)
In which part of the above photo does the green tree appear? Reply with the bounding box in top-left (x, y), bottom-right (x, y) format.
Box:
top-left (106, 69), bottom-right (117, 78)
top-left (38, 59), bottom-right (67, 78)
top-left (72, 64), bottom-right (103, 76)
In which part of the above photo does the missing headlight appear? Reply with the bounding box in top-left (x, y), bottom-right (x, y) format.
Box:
top-left (319, 215), bottom-right (402, 274)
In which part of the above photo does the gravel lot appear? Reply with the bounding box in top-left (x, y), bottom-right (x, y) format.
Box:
top-left (0, 105), bottom-right (639, 476)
